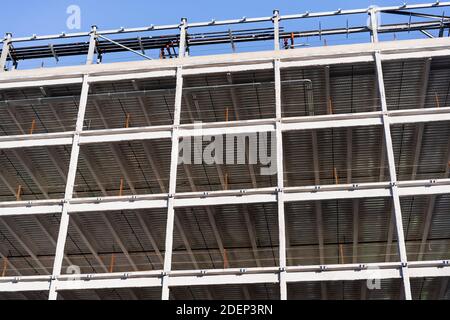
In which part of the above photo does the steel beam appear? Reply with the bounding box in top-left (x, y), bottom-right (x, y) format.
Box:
top-left (273, 10), bottom-right (280, 51)
top-left (374, 51), bottom-right (412, 300)
top-left (1, 260), bottom-right (450, 293)
top-left (2, 14), bottom-right (450, 300)
top-left (48, 75), bottom-right (91, 300)
top-left (0, 280), bottom-right (51, 292)
top-left (161, 66), bottom-right (183, 300)
top-left (274, 59), bottom-right (287, 300)
top-left (369, 8), bottom-right (379, 43)
top-left (2, 36), bottom-right (450, 90)
top-left (3, 107), bottom-right (450, 150)
top-left (1, 179), bottom-right (450, 217)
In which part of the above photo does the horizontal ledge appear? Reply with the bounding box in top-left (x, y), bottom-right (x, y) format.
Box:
top-left (0, 77), bottom-right (83, 90)
top-left (0, 204), bottom-right (63, 216)
top-left (285, 268), bottom-right (402, 283)
top-left (168, 273), bottom-right (280, 287)
top-left (78, 127), bottom-right (172, 145)
top-left (55, 278), bottom-right (162, 291)
top-left (0, 179), bottom-right (449, 216)
top-left (0, 132), bottom-right (74, 149)
top-left (389, 107), bottom-right (450, 124)
top-left (2, 38), bottom-right (450, 89)
top-left (88, 70), bottom-right (176, 83)
top-left (0, 281), bottom-right (51, 293)
top-left (1, 108), bottom-right (449, 150)
top-left (1, 260), bottom-right (450, 292)
top-left (182, 62), bottom-right (275, 76)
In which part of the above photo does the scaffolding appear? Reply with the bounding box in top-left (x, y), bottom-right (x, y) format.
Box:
top-left (0, 3), bottom-right (450, 300)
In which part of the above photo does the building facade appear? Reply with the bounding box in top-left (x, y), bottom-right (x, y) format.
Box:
top-left (0, 3), bottom-right (450, 300)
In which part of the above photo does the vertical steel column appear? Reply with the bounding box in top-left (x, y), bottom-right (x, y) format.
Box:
top-left (274, 59), bottom-right (287, 300)
top-left (161, 66), bottom-right (184, 300)
top-left (369, 8), bottom-right (379, 43)
top-left (0, 33), bottom-right (12, 72)
top-left (374, 51), bottom-right (412, 300)
top-left (273, 10), bottom-right (286, 299)
top-left (161, 18), bottom-right (187, 300)
top-left (86, 26), bottom-right (97, 65)
top-left (48, 75), bottom-right (91, 300)
top-left (49, 27), bottom-right (97, 298)
top-left (273, 10), bottom-right (280, 51)
top-left (370, 5), bottom-right (411, 300)
top-left (179, 18), bottom-right (188, 58)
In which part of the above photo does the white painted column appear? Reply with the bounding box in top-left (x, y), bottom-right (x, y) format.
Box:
top-left (48, 75), bottom-right (91, 300)
top-left (274, 59), bottom-right (287, 300)
top-left (86, 26), bottom-right (97, 65)
top-left (369, 8), bottom-right (379, 43)
top-left (161, 66), bottom-right (184, 300)
top-left (161, 18), bottom-right (188, 300)
top-left (370, 8), bottom-right (412, 299)
top-left (179, 18), bottom-right (188, 58)
top-left (49, 26), bottom-right (97, 300)
top-left (374, 51), bottom-right (412, 300)
top-left (0, 33), bottom-right (12, 72)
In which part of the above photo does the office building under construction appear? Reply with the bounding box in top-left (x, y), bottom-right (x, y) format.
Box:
top-left (0, 2), bottom-right (450, 300)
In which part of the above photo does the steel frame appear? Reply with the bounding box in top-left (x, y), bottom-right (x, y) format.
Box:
top-left (0, 7), bottom-right (450, 300)
top-left (1, 2), bottom-right (450, 69)
top-left (3, 1), bottom-right (450, 43)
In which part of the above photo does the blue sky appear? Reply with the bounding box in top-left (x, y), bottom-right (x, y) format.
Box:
top-left (1, 0), bottom-right (446, 68)
top-left (0, 0), bottom-right (441, 38)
